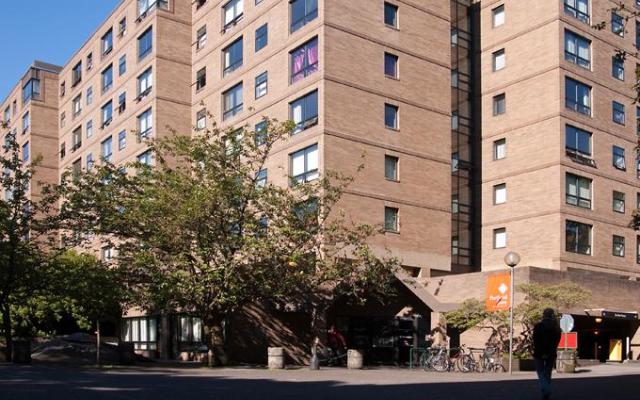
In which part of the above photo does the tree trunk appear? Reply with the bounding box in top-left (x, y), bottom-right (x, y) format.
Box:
top-left (205, 316), bottom-right (227, 367)
top-left (2, 303), bottom-right (13, 363)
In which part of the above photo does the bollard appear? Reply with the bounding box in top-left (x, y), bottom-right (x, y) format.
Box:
top-left (267, 347), bottom-right (285, 369)
top-left (347, 349), bottom-right (363, 369)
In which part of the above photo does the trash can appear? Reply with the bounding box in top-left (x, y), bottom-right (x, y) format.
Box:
top-left (12, 340), bottom-right (32, 364)
top-left (268, 347), bottom-right (285, 369)
top-left (347, 349), bottom-right (363, 369)
top-left (557, 350), bottom-right (576, 373)
top-left (117, 342), bottom-right (136, 365)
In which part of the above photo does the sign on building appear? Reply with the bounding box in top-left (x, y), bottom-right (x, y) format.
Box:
top-left (485, 273), bottom-right (510, 312)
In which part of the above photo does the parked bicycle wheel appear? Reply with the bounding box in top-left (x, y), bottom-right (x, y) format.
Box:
top-left (431, 353), bottom-right (449, 372)
top-left (456, 354), bottom-right (476, 373)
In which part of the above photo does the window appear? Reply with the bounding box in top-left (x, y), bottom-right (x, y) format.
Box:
top-left (138, 0), bottom-right (169, 17)
top-left (118, 131), bottom-right (127, 150)
top-left (385, 104), bottom-right (398, 129)
top-left (565, 125), bottom-right (591, 157)
top-left (256, 168), bottom-right (267, 187)
top-left (290, 144), bottom-right (318, 184)
top-left (119, 55), bottom-right (127, 76)
top-left (637, 21), bottom-right (640, 48)
top-left (385, 52), bottom-right (399, 78)
top-left (565, 78), bottom-right (591, 115)
top-left (197, 26), bottom-right (207, 50)
top-left (612, 12), bottom-right (624, 37)
top-left (22, 78), bottom-right (40, 103)
top-left (72, 61), bottom-right (82, 86)
top-left (290, 37), bottom-right (319, 83)
top-left (223, 37), bottom-right (243, 76)
top-left (255, 121), bottom-right (267, 146)
top-left (613, 145), bottom-right (626, 170)
top-left (493, 183), bottom-right (506, 205)
top-left (566, 220), bottom-right (591, 255)
top-left (451, 29), bottom-right (458, 46)
top-left (637, 106), bottom-right (640, 135)
top-left (101, 101), bottom-right (113, 127)
top-left (137, 68), bottom-right (153, 96)
top-left (138, 108), bottom-right (153, 138)
top-left (385, 155), bottom-right (398, 181)
top-left (566, 173), bottom-right (592, 209)
top-left (196, 109), bottom-right (206, 130)
top-left (118, 92), bottom-right (126, 113)
top-left (61, 112), bottom-right (66, 128)
top-left (223, 0), bottom-right (244, 30)
top-left (613, 101), bottom-right (625, 125)
top-left (196, 67), bottom-right (206, 91)
top-left (493, 228), bottom-right (506, 249)
top-left (612, 56), bottom-right (624, 80)
top-left (22, 142), bottom-right (29, 162)
top-left (564, 0), bottom-right (589, 23)
top-left (119, 17), bottom-right (127, 36)
top-left (451, 111), bottom-right (459, 129)
top-left (101, 136), bottom-right (113, 163)
top-left (452, 153), bottom-right (459, 172)
top-left (255, 24), bottom-right (268, 52)
top-left (222, 83), bottom-right (243, 120)
top-left (255, 71), bottom-right (268, 99)
top-left (121, 316), bottom-right (158, 350)
top-left (60, 81), bottom-right (66, 97)
top-left (86, 120), bottom-right (93, 138)
top-left (564, 31), bottom-right (590, 69)
top-left (613, 235), bottom-right (625, 257)
top-left (138, 27), bottom-right (153, 60)
top-left (492, 49), bottom-right (505, 71)
top-left (290, 0), bottom-right (318, 32)
top-left (87, 87), bottom-right (93, 105)
top-left (102, 64), bottom-right (113, 93)
top-left (87, 53), bottom-right (93, 71)
top-left (637, 236), bottom-right (640, 264)
top-left (452, 195), bottom-right (459, 214)
top-left (60, 143), bottom-right (66, 160)
top-left (22, 112), bottom-right (29, 133)
top-left (384, 2), bottom-right (398, 28)
top-left (2, 107), bottom-right (9, 123)
top-left (177, 316), bottom-right (202, 344)
top-left (72, 127), bottom-right (82, 151)
top-left (73, 95), bottom-right (82, 117)
top-left (492, 4), bottom-right (505, 27)
top-left (138, 150), bottom-right (153, 166)
top-left (493, 93), bottom-right (506, 115)
top-left (12, 100), bottom-right (16, 116)
top-left (290, 90), bottom-right (318, 134)
top-left (102, 29), bottom-right (113, 56)
top-left (613, 191), bottom-right (625, 213)
top-left (86, 153), bottom-right (94, 171)
top-left (451, 70), bottom-right (459, 88)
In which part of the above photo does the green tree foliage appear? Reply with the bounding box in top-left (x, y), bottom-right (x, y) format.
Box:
top-left (1, 122), bottom-right (123, 361)
top-left (445, 282), bottom-right (590, 357)
top-left (55, 114), bottom-right (399, 365)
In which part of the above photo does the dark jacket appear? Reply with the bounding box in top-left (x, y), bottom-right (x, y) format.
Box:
top-left (533, 318), bottom-right (562, 359)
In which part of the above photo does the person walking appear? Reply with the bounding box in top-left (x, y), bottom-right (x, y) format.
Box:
top-left (533, 308), bottom-right (562, 400)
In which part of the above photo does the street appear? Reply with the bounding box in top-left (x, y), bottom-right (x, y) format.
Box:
top-left (1, 363), bottom-right (640, 400)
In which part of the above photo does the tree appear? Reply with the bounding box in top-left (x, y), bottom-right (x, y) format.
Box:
top-left (55, 114), bottom-right (398, 365)
top-left (445, 282), bottom-right (590, 357)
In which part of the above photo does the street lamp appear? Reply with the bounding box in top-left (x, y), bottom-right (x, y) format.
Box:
top-left (504, 251), bottom-right (520, 375)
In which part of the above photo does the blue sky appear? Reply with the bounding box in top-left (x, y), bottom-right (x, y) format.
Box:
top-left (0, 0), bottom-right (121, 100)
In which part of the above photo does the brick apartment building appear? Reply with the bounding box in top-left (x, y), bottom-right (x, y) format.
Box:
top-left (2, 0), bottom-right (640, 364)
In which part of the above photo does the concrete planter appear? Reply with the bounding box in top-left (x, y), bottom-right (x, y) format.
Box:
top-left (267, 347), bottom-right (285, 369)
top-left (503, 356), bottom-right (536, 372)
top-left (347, 349), bottom-right (363, 369)
top-left (557, 350), bottom-right (576, 373)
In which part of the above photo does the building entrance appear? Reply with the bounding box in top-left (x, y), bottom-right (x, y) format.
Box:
top-left (572, 312), bottom-right (639, 362)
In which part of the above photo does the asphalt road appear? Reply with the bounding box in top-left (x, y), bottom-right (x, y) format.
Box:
top-left (1, 363), bottom-right (639, 400)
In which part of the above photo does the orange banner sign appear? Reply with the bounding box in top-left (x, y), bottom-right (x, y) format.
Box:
top-left (486, 273), bottom-right (510, 312)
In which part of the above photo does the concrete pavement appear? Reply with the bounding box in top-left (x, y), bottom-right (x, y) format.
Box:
top-left (1, 363), bottom-right (639, 399)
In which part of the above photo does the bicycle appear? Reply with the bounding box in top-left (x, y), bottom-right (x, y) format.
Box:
top-left (456, 345), bottom-right (480, 373)
top-left (419, 346), bottom-right (450, 372)
top-left (479, 346), bottom-right (505, 373)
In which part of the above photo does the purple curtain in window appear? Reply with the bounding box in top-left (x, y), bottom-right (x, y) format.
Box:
top-left (292, 39), bottom-right (318, 83)
top-left (292, 48), bottom-right (306, 83)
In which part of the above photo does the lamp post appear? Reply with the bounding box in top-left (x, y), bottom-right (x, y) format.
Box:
top-left (504, 251), bottom-right (520, 375)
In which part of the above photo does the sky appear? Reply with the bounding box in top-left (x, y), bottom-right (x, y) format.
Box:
top-left (0, 0), bottom-right (121, 100)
